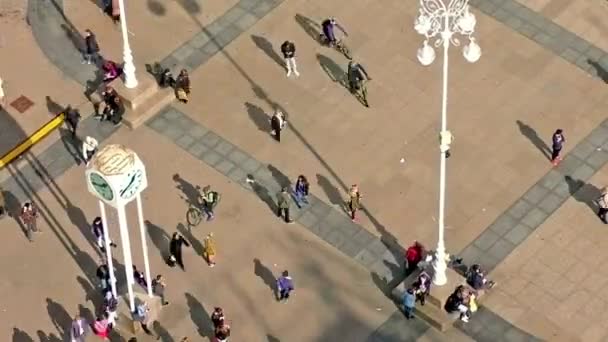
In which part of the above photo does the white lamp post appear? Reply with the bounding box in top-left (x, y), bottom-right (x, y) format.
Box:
top-left (414, 0), bottom-right (481, 286)
top-left (117, 0), bottom-right (138, 88)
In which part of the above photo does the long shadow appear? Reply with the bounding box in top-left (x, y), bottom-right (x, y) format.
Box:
top-left (58, 125), bottom-right (83, 165)
top-left (185, 293), bottom-right (213, 338)
top-left (254, 258), bottom-right (277, 299)
top-left (59, 23), bottom-right (84, 54)
top-left (78, 303), bottom-right (95, 324)
top-left (12, 328), bottom-right (34, 342)
top-left (153, 321), bottom-right (175, 342)
top-left (588, 59), bottom-right (608, 83)
top-left (249, 179), bottom-right (276, 213)
top-left (76, 275), bottom-right (99, 306)
top-left (565, 176), bottom-right (601, 215)
top-left (316, 174), bottom-right (345, 207)
top-left (173, 173), bottom-right (200, 206)
top-left (317, 53), bottom-right (347, 87)
top-left (268, 164), bottom-right (291, 189)
top-left (36, 331), bottom-right (62, 342)
top-left (245, 102), bottom-right (269, 133)
top-left (516, 120), bottom-right (550, 160)
top-left (146, 220), bottom-right (172, 261)
top-left (177, 222), bottom-right (203, 257)
top-left (45, 96), bottom-right (65, 116)
top-left (3, 189), bottom-right (28, 238)
top-left (46, 298), bottom-right (71, 339)
top-left (84, 69), bottom-right (106, 105)
top-left (267, 335), bottom-right (281, 342)
top-left (251, 35), bottom-right (284, 68)
top-left (294, 13), bottom-right (321, 42)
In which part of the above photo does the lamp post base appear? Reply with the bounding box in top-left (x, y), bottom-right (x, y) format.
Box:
top-left (432, 253), bottom-right (448, 286)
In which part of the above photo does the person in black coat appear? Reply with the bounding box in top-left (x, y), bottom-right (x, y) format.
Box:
top-left (169, 232), bottom-right (190, 269)
top-left (280, 40), bottom-right (299, 77)
top-left (108, 97), bottom-right (125, 127)
top-left (83, 29), bottom-right (100, 65)
top-left (64, 106), bottom-right (81, 138)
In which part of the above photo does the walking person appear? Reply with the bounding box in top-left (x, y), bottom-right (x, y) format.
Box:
top-left (597, 187), bottom-right (608, 224)
top-left (64, 106), bottom-right (81, 138)
top-left (102, 291), bottom-right (118, 327)
top-left (83, 29), bottom-right (101, 65)
top-left (97, 263), bottom-right (111, 293)
top-left (82, 136), bottom-right (98, 166)
top-left (70, 314), bottom-right (88, 342)
top-left (276, 270), bottom-right (294, 302)
top-left (20, 201), bottom-right (39, 241)
top-left (175, 69), bottom-right (191, 104)
top-left (413, 271), bottom-right (431, 305)
top-left (203, 233), bottom-right (217, 267)
top-left (211, 307), bottom-right (225, 328)
top-left (214, 321), bottom-right (231, 342)
top-left (402, 288), bottom-right (416, 320)
top-left (198, 185), bottom-right (221, 221)
top-left (270, 110), bottom-right (287, 142)
top-left (136, 301), bottom-right (154, 336)
top-left (346, 184), bottom-right (362, 221)
top-left (152, 274), bottom-right (169, 306)
top-left (404, 241), bottom-right (425, 276)
top-left (92, 217), bottom-right (117, 253)
top-left (276, 187), bottom-right (294, 224)
top-left (92, 314), bottom-right (111, 340)
top-left (293, 175), bottom-right (310, 208)
top-left (133, 265), bottom-right (147, 289)
top-left (440, 130), bottom-right (454, 158)
top-left (107, 96), bottom-right (125, 127)
top-left (168, 232), bottom-right (190, 269)
top-left (551, 129), bottom-right (565, 165)
top-left (281, 40), bottom-right (300, 77)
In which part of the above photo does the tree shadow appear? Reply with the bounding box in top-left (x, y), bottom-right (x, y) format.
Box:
top-left (46, 298), bottom-right (71, 339)
top-left (294, 13), bottom-right (321, 42)
top-left (316, 174), bottom-right (345, 207)
top-left (245, 102), bottom-right (269, 133)
top-left (317, 53), bottom-right (347, 87)
top-left (185, 293), bottom-right (213, 338)
top-left (248, 177), bottom-right (276, 213)
top-left (146, 220), bottom-right (172, 261)
top-left (173, 173), bottom-right (200, 206)
top-left (153, 321), bottom-right (175, 342)
top-left (254, 258), bottom-right (277, 299)
top-left (45, 96), bottom-right (65, 116)
top-left (588, 59), bottom-right (608, 83)
top-left (565, 176), bottom-right (601, 214)
top-left (58, 125), bottom-right (83, 165)
top-left (177, 222), bottom-right (203, 257)
top-left (268, 164), bottom-right (291, 189)
top-left (251, 35), bottom-right (284, 68)
top-left (516, 120), bottom-right (550, 160)
top-left (12, 328), bottom-right (34, 342)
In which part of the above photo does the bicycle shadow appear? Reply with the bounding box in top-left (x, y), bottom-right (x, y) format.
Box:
top-left (317, 53), bottom-right (348, 88)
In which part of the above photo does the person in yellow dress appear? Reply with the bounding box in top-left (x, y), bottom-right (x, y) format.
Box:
top-left (203, 233), bottom-right (217, 267)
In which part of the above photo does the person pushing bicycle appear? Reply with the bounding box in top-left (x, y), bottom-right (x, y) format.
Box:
top-left (347, 60), bottom-right (371, 93)
top-left (322, 17), bottom-right (348, 46)
top-left (197, 185), bottom-right (221, 221)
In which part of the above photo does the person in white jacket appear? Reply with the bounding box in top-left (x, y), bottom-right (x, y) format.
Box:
top-left (82, 136), bottom-right (98, 166)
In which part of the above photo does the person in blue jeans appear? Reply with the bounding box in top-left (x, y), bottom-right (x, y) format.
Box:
top-left (403, 288), bottom-right (416, 320)
top-left (293, 175), bottom-right (310, 208)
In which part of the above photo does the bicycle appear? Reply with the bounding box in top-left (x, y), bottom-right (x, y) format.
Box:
top-left (186, 203), bottom-right (203, 227)
top-left (350, 78), bottom-right (369, 107)
top-left (319, 33), bottom-right (353, 60)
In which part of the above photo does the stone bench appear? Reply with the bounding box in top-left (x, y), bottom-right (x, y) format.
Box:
top-left (114, 286), bottom-right (163, 335)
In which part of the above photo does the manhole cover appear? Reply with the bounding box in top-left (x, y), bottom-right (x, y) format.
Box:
top-left (10, 95), bottom-right (34, 113)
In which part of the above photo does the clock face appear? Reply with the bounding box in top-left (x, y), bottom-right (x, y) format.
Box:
top-left (119, 169), bottom-right (144, 199)
top-left (89, 172), bottom-right (114, 201)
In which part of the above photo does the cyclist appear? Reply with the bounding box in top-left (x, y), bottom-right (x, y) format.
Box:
top-left (198, 185), bottom-right (221, 221)
top-left (347, 61), bottom-right (371, 94)
top-left (321, 17), bottom-right (348, 46)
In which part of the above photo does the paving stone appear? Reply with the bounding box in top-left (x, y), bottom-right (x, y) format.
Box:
top-left (214, 140), bottom-right (235, 156)
top-left (147, 117), bottom-right (168, 132)
top-left (516, 23), bottom-right (538, 39)
top-left (587, 126), bottom-right (608, 147)
top-left (586, 149), bottom-right (608, 170)
top-left (569, 36), bottom-right (591, 54)
top-left (544, 22), bottom-right (563, 37)
top-left (556, 155), bottom-right (583, 175)
top-left (501, 0), bottom-right (523, 12)
top-left (164, 126), bottom-right (184, 141)
top-left (201, 42), bottom-right (221, 55)
top-left (189, 32), bottom-right (211, 49)
top-left (172, 43), bottom-right (195, 62)
top-left (175, 135), bottom-right (195, 149)
top-left (354, 248), bottom-right (380, 268)
top-left (504, 16), bottom-right (523, 30)
top-left (473, 229), bottom-right (502, 251)
top-left (251, 0), bottom-right (275, 17)
top-left (522, 184), bottom-right (549, 204)
top-left (222, 5), bottom-right (246, 23)
top-left (587, 46), bottom-right (605, 62)
top-left (200, 132), bottom-right (221, 148)
top-left (205, 19), bottom-right (231, 36)
top-left (476, 2), bottom-right (497, 15)
top-left (214, 25), bottom-right (242, 47)
top-left (214, 159), bottom-right (236, 175)
top-left (338, 240), bottom-right (364, 259)
top-left (365, 238), bottom-right (388, 257)
top-left (226, 167), bottom-right (248, 185)
top-left (187, 143), bottom-right (208, 158)
top-left (234, 12), bottom-right (260, 31)
top-left (552, 179), bottom-right (572, 199)
top-left (162, 108), bottom-right (182, 120)
top-left (183, 49), bottom-right (208, 70)
top-left (571, 163), bottom-right (596, 181)
top-left (226, 149), bottom-right (249, 165)
top-left (324, 229), bottom-right (347, 249)
top-left (187, 125), bottom-right (208, 139)
top-left (200, 151), bottom-right (223, 166)
top-left (238, 0), bottom-right (262, 10)
top-left (537, 193), bottom-right (565, 214)
top-left (488, 214), bottom-right (517, 236)
top-left (458, 244), bottom-right (483, 267)
top-left (240, 157), bottom-right (261, 174)
top-left (571, 141), bottom-right (597, 160)
top-left (521, 208), bottom-right (548, 229)
top-left (492, 8), bottom-right (511, 22)
top-left (297, 210), bottom-right (321, 230)
top-left (503, 223), bottom-right (533, 246)
top-left (559, 48), bottom-right (581, 64)
top-left (575, 55), bottom-right (593, 73)
top-left (309, 200), bottom-right (332, 218)
top-left (352, 227), bottom-right (375, 246)
top-left (539, 169), bottom-right (564, 190)
top-left (532, 32), bottom-right (555, 48)
top-left (507, 199), bottom-right (533, 219)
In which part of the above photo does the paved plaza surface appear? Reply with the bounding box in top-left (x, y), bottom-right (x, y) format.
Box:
top-left (4, 0), bottom-right (608, 340)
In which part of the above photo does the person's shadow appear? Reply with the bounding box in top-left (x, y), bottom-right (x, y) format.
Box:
top-left (249, 177), bottom-right (276, 213)
top-left (173, 173), bottom-right (200, 206)
top-left (146, 220), bottom-right (172, 261)
top-left (12, 328), bottom-right (34, 342)
top-left (565, 176), bottom-right (601, 214)
top-left (294, 13), bottom-right (321, 42)
top-left (254, 258), bottom-right (277, 299)
top-left (317, 53), bottom-right (347, 87)
top-left (153, 321), bottom-right (175, 342)
top-left (251, 35), bottom-right (284, 68)
top-left (66, 201), bottom-right (99, 254)
top-left (268, 164), bottom-right (291, 189)
top-left (588, 59), bottom-right (608, 84)
top-left (58, 126), bottom-right (83, 165)
top-left (516, 120), bottom-right (550, 160)
top-left (177, 222), bottom-right (204, 257)
top-left (46, 298), bottom-right (71, 340)
top-left (316, 174), bottom-right (344, 207)
top-left (76, 275), bottom-right (98, 306)
top-left (185, 293), bottom-right (213, 338)
top-left (45, 96), bottom-right (65, 116)
top-left (2, 189), bottom-right (29, 239)
top-left (245, 102), bottom-right (269, 133)
top-left (36, 330), bottom-right (62, 342)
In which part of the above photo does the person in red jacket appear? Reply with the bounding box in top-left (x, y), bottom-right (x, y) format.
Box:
top-left (404, 241), bottom-right (425, 276)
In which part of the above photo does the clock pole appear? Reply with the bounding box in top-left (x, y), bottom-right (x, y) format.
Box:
top-left (99, 201), bottom-right (118, 298)
top-left (136, 193), bottom-right (153, 297)
top-left (117, 204), bottom-right (137, 312)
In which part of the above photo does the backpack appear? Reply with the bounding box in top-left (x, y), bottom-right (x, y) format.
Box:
top-left (210, 191), bottom-right (221, 205)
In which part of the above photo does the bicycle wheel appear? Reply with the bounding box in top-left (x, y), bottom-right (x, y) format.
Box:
top-left (361, 85), bottom-right (369, 107)
top-left (186, 207), bottom-right (202, 227)
top-left (340, 43), bottom-right (353, 60)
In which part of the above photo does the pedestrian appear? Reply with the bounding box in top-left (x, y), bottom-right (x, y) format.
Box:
top-left (168, 232), bottom-right (190, 269)
top-left (346, 184), bottom-right (362, 221)
top-left (92, 216), bottom-right (117, 253)
top-left (101, 0), bottom-right (111, 15)
top-left (276, 270), bottom-right (294, 302)
top-left (597, 187), bottom-right (608, 224)
top-left (276, 187), bottom-right (294, 224)
top-left (111, 0), bottom-right (120, 24)
top-left (107, 96), bottom-right (124, 127)
top-left (97, 263), bottom-right (111, 293)
top-left (0, 185), bottom-right (7, 219)
top-left (136, 301), bottom-right (153, 335)
top-left (402, 288), bottom-right (416, 319)
top-left (20, 201), bottom-right (39, 241)
top-left (82, 136), bottom-right (98, 166)
top-left (293, 175), bottom-right (310, 208)
top-left (281, 40), bottom-right (299, 77)
top-left (270, 110), bottom-right (287, 142)
top-left (92, 314), bottom-right (110, 340)
top-left (102, 291), bottom-right (118, 326)
top-left (413, 271), bottom-right (431, 305)
top-left (152, 274), bottom-right (169, 306)
top-left (211, 307), bottom-right (225, 328)
top-left (83, 29), bottom-right (100, 65)
top-left (198, 185), bottom-right (221, 221)
top-left (465, 264), bottom-right (495, 290)
top-left (102, 60), bottom-right (122, 82)
top-left (439, 130), bottom-right (454, 158)
top-left (551, 129), bottom-right (565, 165)
top-left (133, 265), bottom-right (147, 289)
top-left (96, 86), bottom-right (117, 121)
top-left (70, 314), bottom-right (88, 342)
top-left (404, 241), bottom-right (424, 276)
top-left (214, 321), bottom-right (231, 342)
top-left (64, 106), bottom-right (81, 138)
top-left (203, 233), bottom-right (217, 267)
top-left (175, 69), bottom-right (191, 103)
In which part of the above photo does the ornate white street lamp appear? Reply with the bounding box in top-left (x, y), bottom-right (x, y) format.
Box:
top-left (414, 0), bottom-right (481, 286)
top-left (118, 0), bottom-right (138, 88)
